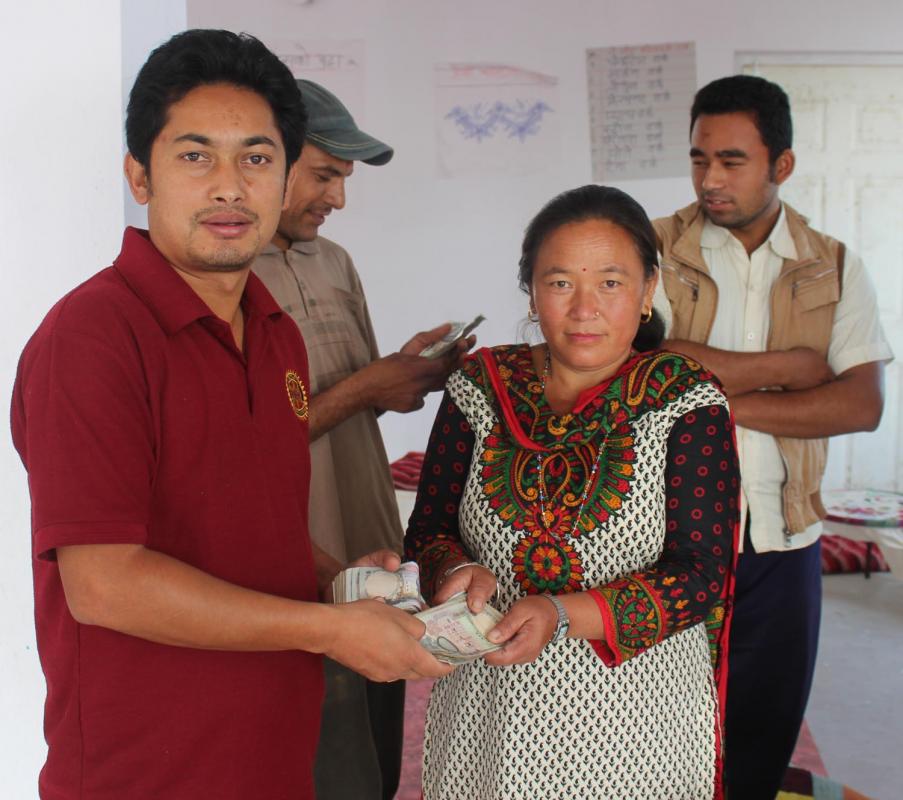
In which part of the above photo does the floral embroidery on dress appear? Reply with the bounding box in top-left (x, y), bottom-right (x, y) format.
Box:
top-left (595, 576), bottom-right (669, 657)
top-left (512, 532), bottom-right (584, 593)
top-left (403, 343), bottom-right (740, 800)
top-left (460, 346), bottom-right (718, 599)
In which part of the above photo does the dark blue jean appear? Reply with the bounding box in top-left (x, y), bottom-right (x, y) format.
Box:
top-left (724, 525), bottom-right (822, 800)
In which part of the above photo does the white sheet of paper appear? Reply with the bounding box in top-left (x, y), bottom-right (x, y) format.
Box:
top-left (586, 41), bottom-right (697, 181)
top-left (435, 63), bottom-right (560, 178)
top-left (269, 37), bottom-right (366, 124)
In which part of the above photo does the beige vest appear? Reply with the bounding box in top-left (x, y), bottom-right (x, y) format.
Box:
top-left (654, 202), bottom-right (845, 534)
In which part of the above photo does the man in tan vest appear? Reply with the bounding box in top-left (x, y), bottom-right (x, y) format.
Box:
top-left (654, 75), bottom-right (892, 799)
top-left (253, 80), bottom-right (472, 800)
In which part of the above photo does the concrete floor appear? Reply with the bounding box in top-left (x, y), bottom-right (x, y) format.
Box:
top-left (806, 573), bottom-right (903, 800)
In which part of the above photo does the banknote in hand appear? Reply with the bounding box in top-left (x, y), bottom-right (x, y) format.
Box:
top-left (331, 561), bottom-right (426, 612)
top-left (418, 315), bottom-right (485, 359)
top-left (415, 592), bottom-right (503, 664)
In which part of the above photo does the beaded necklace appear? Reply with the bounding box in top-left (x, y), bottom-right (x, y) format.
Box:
top-left (537, 349), bottom-right (608, 538)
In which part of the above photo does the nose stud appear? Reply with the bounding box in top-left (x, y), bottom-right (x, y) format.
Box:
top-left (594, 311), bottom-right (600, 318)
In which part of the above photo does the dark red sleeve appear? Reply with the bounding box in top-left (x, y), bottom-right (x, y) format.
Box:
top-left (12, 320), bottom-right (154, 561)
top-left (589, 403), bottom-right (740, 666)
top-left (403, 391), bottom-right (476, 600)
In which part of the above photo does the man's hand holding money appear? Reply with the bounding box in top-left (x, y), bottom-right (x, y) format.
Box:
top-left (327, 553), bottom-right (453, 681)
top-left (333, 558), bottom-right (504, 667)
top-left (324, 599), bottom-right (454, 681)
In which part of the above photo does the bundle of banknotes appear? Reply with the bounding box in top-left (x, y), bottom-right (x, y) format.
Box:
top-left (418, 315), bottom-right (485, 359)
top-left (331, 561), bottom-right (426, 612)
top-left (331, 562), bottom-right (503, 664)
top-left (414, 592), bottom-right (503, 665)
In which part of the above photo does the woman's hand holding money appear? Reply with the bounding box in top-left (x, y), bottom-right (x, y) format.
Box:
top-left (482, 595), bottom-right (560, 666)
top-left (483, 592), bottom-right (608, 666)
top-left (434, 559), bottom-right (497, 614)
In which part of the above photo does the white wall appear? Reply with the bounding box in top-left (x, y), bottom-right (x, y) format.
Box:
top-left (2, 0), bottom-right (901, 794)
top-left (122, 0), bottom-right (189, 228)
top-left (186, 0), bottom-right (903, 460)
top-left (0, 2), bottom-right (183, 795)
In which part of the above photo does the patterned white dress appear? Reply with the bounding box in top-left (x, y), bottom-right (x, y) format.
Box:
top-left (405, 345), bottom-right (739, 800)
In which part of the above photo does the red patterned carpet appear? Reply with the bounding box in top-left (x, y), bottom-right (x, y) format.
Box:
top-left (397, 678), bottom-right (432, 800)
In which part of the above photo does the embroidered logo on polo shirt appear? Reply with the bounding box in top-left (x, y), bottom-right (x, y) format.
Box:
top-left (285, 371), bottom-right (309, 421)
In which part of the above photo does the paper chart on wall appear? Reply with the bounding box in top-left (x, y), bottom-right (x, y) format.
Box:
top-left (586, 42), bottom-right (696, 181)
top-left (269, 38), bottom-right (366, 123)
top-left (435, 63), bottom-right (559, 178)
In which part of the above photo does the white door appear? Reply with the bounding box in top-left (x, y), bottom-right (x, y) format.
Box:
top-left (739, 59), bottom-right (903, 492)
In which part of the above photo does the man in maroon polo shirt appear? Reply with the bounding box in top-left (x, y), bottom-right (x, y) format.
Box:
top-left (10, 29), bottom-right (450, 800)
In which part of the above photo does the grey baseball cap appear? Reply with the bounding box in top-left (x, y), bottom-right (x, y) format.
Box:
top-left (297, 79), bottom-right (393, 166)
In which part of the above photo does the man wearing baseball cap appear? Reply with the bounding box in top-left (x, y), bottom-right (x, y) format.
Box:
top-left (254, 80), bottom-right (472, 800)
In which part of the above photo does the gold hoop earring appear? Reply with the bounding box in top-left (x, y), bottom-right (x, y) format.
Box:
top-left (640, 308), bottom-right (652, 324)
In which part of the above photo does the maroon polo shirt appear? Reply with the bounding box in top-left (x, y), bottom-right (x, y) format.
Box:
top-left (11, 228), bottom-right (323, 800)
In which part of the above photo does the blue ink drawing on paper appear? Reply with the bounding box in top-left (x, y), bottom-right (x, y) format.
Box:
top-left (445, 100), bottom-right (553, 142)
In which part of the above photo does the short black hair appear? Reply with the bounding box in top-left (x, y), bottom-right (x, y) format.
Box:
top-left (518, 185), bottom-right (664, 352)
top-left (126, 29), bottom-right (306, 173)
top-left (690, 75), bottom-right (792, 164)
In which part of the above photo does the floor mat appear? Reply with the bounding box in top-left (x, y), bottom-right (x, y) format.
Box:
top-left (779, 766), bottom-right (873, 799)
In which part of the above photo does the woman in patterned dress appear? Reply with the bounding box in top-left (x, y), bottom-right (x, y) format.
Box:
top-left (405, 185), bottom-right (740, 800)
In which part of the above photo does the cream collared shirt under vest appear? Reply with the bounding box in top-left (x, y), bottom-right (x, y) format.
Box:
top-left (253, 237), bottom-right (403, 563)
top-left (665, 207), bottom-right (892, 552)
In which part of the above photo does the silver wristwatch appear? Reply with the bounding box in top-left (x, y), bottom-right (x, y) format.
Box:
top-left (541, 593), bottom-right (570, 645)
